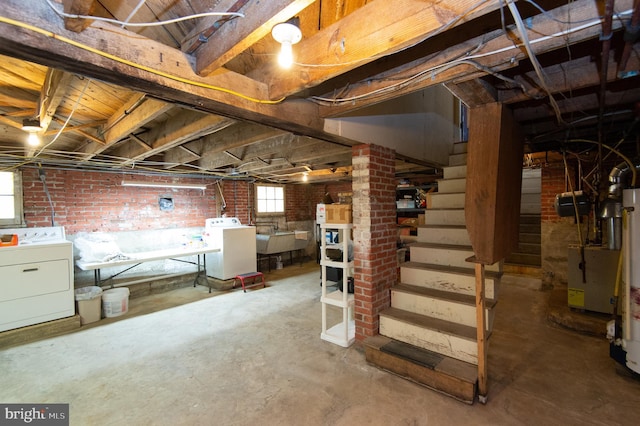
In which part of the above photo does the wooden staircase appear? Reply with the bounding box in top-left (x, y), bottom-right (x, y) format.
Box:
top-left (505, 168), bottom-right (542, 275)
top-left (364, 142), bottom-right (502, 404)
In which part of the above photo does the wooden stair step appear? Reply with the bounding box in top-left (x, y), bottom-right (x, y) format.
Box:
top-left (450, 142), bottom-right (468, 155)
top-left (394, 283), bottom-right (497, 308)
top-left (410, 242), bottom-right (502, 273)
top-left (428, 192), bottom-right (465, 209)
top-left (449, 152), bottom-right (467, 166)
top-left (519, 214), bottom-right (541, 224)
top-left (417, 225), bottom-right (470, 246)
top-left (392, 284), bottom-right (497, 331)
top-left (515, 242), bottom-right (541, 254)
top-left (401, 260), bottom-right (502, 279)
top-left (400, 261), bottom-right (501, 299)
top-left (423, 208), bottom-right (466, 226)
top-left (436, 177), bottom-right (466, 194)
top-left (379, 307), bottom-right (485, 364)
top-left (518, 233), bottom-right (541, 244)
top-left (363, 335), bottom-right (477, 404)
top-left (443, 165), bottom-right (467, 180)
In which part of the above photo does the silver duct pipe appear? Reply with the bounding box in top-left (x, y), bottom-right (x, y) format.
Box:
top-left (602, 161), bottom-right (640, 249)
top-left (608, 161), bottom-right (640, 198)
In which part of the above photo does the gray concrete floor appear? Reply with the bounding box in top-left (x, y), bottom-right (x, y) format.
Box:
top-left (2, 261), bottom-right (640, 425)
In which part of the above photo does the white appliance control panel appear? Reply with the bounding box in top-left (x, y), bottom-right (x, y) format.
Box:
top-left (3, 226), bottom-right (67, 245)
top-left (205, 217), bottom-right (242, 228)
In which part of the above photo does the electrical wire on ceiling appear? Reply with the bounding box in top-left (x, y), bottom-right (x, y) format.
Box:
top-left (505, 0), bottom-right (565, 125)
top-left (34, 77), bottom-right (90, 158)
top-left (0, 9), bottom-right (281, 105)
top-left (44, 0), bottom-right (245, 28)
top-left (0, 76), bottom-right (90, 172)
top-left (309, 5), bottom-right (634, 105)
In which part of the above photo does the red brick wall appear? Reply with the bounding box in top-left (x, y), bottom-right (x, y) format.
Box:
top-left (21, 168), bottom-right (355, 234)
top-left (351, 144), bottom-right (397, 341)
top-left (20, 168), bottom-right (216, 234)
top-left (220, 180), bottom-right (251, 224)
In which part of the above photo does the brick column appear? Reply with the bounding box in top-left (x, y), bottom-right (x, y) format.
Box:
top-left (352, 144), bottom-right (397, 341)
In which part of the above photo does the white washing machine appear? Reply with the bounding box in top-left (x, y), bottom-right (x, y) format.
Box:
top-left (0, 226), bottom-right (75, 332)
top-left (204, 218), bottom-right (256, 280)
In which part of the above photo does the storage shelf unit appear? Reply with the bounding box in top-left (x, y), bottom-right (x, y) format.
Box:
top-left (396, 185), bottom-right (434, 236)
top-left (320, 223), bottom-right (354, 347)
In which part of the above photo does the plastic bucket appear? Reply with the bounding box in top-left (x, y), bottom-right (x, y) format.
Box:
top-left (74, 286), bottom-right (103, 325)
top-left (102, 288), bottom-right (130, 318)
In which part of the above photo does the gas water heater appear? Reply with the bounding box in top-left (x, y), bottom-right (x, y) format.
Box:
top-left (615, 188), bottom-right (640, 374)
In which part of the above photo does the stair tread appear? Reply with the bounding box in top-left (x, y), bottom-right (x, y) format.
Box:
top-left (363, 335), bottom-right (477, 403)
top-left (418, 224), bottom-right (467, 230)
top-left (411, 242), bottom-right (473, 251)
top-left (401, 261), bottom-right (503, 279)
top-left (381, 306), bottom-right (478, 340)
top-left (379, 338), bottom-right (478, 383)
top-left (394, 283), bottom-right (497, 308)
top-left (437, 177), bottom-right (466, 181)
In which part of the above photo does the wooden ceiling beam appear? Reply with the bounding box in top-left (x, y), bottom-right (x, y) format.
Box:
top-left (51, 117), bottom-right (104, 145)
top-left (317, 0), bottom-right (631, 117)
top-left (0, 0), bottom-right (341, 143)
top-left (499, 55), bottom-right (640, 105)
top-left (199, 132), bottom-right (306, 170)
top-left (101, 96), bottom-right (173, 144)
top-left (108, 110), bottom-right (235, 165)
top-left (193, 122), bottom-right (288, 155)
top-left (0, 90), bottom-right (35, 109)
top-left (444, 79), bottom-right (497, 108)
top-left (255, 0), bottom-right (503, 100)
top-left (191, 0), bottom-right (314, 76)
top-left (61, 0), bottom-right (97, 32)
top-left (38, 69), bottom-right (74, 131)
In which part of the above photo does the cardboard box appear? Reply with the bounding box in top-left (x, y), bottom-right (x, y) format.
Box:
top-left (325, 204), bottom-right (352, 224)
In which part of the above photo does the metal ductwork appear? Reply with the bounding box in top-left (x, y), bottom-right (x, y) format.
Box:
top-left (607, 161), bottom-right (640, 199)
top-left (601, 161), bottom-right (640, 249)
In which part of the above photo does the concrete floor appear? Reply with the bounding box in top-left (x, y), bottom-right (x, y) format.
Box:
top-left (2, 261), bottom-right (640, 425)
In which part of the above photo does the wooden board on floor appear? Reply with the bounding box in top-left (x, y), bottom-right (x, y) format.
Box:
top-left (0, 315), bottom-right (81, 349)
top-left (364, 335), bottom-right (477, 404)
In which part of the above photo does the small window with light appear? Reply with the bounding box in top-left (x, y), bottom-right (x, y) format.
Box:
top-left (0, 171), bottom-right (25, 226)
top-left (256, 184), bottom-right (285, 215)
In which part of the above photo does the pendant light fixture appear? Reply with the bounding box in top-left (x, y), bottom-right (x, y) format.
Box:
top-left (22, 118), bottom-right (43, 147)
top-left (271, 18), bottom-right (301, 69)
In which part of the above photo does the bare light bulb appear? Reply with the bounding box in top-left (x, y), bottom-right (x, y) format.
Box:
top-left (272, 21), bottom-right (301, 69)
top-left (278, 42), bottom-right (294, 68)
top-left (27, 132), bottom-right (40, 147)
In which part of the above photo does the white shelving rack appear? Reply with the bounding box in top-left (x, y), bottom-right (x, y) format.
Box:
top-left (320, 223), bottom-right (354, 347)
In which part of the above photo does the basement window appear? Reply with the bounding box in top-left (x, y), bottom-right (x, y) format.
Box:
top-left (0, 171), bottom-right (25, 227)
top-left (256, 184), bottom-right (285, 214)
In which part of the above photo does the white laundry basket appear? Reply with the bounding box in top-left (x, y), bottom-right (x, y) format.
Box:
top-left (102, 288), bottom-right (130, 318)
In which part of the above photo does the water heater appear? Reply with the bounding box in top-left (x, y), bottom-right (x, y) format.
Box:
top-left (621, 188), bottom-right (640, 373)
